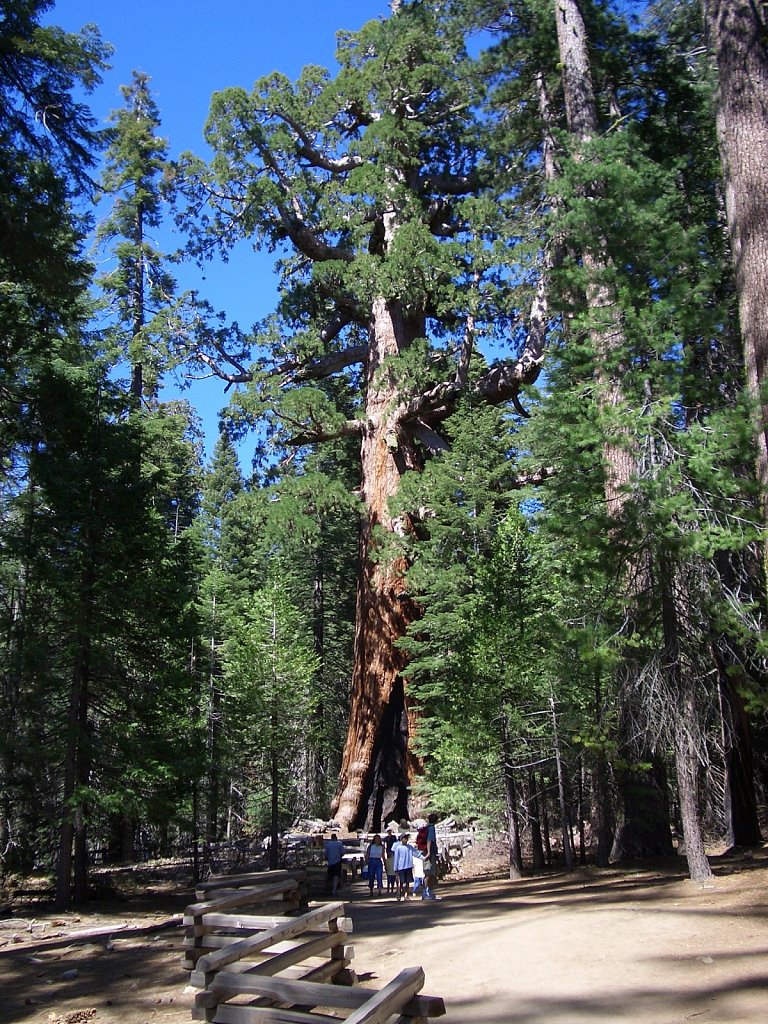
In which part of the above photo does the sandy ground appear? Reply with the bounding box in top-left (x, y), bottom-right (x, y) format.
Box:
top-left (1, 852), bottom-right (766, 1024)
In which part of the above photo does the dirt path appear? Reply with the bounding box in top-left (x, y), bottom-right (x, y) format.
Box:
top-left (346, 858), bottom-right (768, 1024)
top-left (1, 856), bottom-right (766, 1024)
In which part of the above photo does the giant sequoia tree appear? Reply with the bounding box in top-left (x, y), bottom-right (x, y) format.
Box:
top-left (176, 1), bottom-right (545, 829)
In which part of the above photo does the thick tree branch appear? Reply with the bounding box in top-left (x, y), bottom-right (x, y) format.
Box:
top-left (419, 168), bottom-right (489, 196)
top-left (476, 268), bottom-right (550, 406)
top-left (320, 313), bottom-right (352, 344)
top-left (278, 343), bottom-right (367, 384)
top-left (392, 318), bottom-right (546, 431)
top-left (257, 141), bottom-right (355, 263)
top-left (286, 418), bottom-right (364, 446)
top-left (474, 346), bottom-right (545, 404)
top-left (411, 420), bottom-right (450, 453)
top-left (279, 211), bottom-right (355, 263)
top-left (269, 109), bottom-right (365, 173)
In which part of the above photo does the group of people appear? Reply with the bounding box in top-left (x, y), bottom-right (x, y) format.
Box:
top-left (325, 813), bottom-right (441, 903)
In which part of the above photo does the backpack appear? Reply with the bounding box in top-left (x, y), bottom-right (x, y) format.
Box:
top-left (416, 825), bottom-right (429, 853)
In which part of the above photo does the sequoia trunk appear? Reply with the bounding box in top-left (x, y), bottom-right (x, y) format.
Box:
top-left (332, 298), bottom-right (423, 830)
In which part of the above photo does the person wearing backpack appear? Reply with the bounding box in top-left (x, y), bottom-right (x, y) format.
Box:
top-left (416, 824), bottom-right (429, 855)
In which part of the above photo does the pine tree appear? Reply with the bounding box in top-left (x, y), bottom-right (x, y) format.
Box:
top-left (0, 0), bottom-right (109, 457)
top-left (394, 404), bottom-right (530, 856)
top-left (194, 433), bottom-right (245, 847)
top-left (257, 456), bottom-right (359, 816)
top-left (96, 70), bottom-right (177, 406)
top-left (223, 574), bottom-right (318, 865)
top-left (17, 353), bottom-right (200, 906)
top-left (0, 0), bottom-right (111, 891)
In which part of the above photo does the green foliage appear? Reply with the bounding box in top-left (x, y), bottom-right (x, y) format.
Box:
top-left (222, 574), bottom-right (319, 832)
top-left (95, 70), bottom-right (180, 402)
top-left (0, 1), bottom-right (109, 181)
top-left (0, 2), bottom-right (110, 452)
top-left (172, 0), bottom-right (513, 430)
top-left (0, 344), bottom-right (203, 880)
top-left (391, 403), bottom-right (542, 813)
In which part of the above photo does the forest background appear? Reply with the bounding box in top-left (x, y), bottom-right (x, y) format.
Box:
top-left (1, 0), bottom-right (767, 911)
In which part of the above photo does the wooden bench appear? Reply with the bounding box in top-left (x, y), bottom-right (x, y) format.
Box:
top-left (182, 874), bottom-right (445, 1024)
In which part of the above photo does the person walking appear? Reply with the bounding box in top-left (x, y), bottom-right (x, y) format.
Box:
top-left (325, 833), bottom-right (345, 896)
top-left (392, 833), bottom-right (416, 902)
top-left (423, 813), bottom-right (440, 900)
top-left (365, 834), bottom-right (385, 895)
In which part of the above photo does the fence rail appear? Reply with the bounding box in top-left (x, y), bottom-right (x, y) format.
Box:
top-left (183, 869), bottom-right (445, 1024)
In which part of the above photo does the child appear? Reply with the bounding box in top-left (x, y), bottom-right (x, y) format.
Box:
top-left (412, 847), bottom-right (425, 896)
top-left (385, 847), bottom-right (396, 894)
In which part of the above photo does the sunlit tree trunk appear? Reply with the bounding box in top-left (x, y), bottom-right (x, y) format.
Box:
top-left (554, 0), bottom-right (636, 518)
top-left (703, 0), bottom-right (768, 545)
top-left (332, 299), bottom-right (423, 830)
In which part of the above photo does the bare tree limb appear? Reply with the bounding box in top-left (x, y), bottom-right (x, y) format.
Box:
top-left (195, 352), bottom-right (253, 389)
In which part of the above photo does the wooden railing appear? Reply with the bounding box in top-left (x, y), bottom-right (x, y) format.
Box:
top-left (183, 869), bottom-right (445, 1024)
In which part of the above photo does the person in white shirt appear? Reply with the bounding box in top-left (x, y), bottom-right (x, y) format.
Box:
top-left (412, 847), bottom-right (425, 896)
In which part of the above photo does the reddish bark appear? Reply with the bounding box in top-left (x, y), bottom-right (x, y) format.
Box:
top-left (331, 298), bottom-right (424, 830)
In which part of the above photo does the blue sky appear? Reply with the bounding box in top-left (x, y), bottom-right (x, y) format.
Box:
top-left (47, 0), bottom-right (389, 457)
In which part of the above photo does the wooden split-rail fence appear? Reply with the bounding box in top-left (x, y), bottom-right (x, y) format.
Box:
top-left (183, 868), bottom-right (446, 1024)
